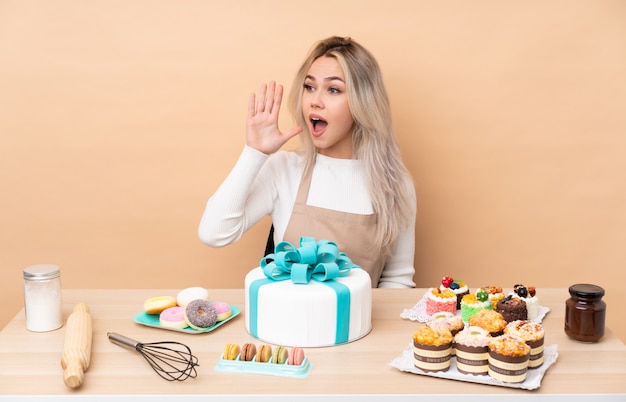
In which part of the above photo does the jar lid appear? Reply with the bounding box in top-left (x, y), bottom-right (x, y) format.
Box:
top-left (23, 264), bottom-right (60, 280)
top-left (569, 283), bottom-right (605, 298)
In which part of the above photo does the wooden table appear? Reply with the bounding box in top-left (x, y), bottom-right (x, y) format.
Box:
top-left (0, 288), bottom-right (624, 401)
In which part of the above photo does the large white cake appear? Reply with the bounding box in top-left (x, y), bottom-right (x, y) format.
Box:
top-left (245, 266), bottom-right (372, 347)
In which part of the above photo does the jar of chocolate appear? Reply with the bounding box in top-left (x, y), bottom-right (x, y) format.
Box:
top-left (564, 284), bottom-right (606, 342)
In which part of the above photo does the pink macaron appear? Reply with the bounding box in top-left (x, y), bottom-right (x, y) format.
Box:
top-left (159, 306), bottom-right (187, 329)
top-left (212, 301), bottom-right (232, 321)
top-left (288, 347), bottom-right (305, 365)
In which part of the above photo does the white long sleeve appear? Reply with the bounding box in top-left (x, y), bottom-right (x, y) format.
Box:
top-left (198, 145), bottom-right (416, 288)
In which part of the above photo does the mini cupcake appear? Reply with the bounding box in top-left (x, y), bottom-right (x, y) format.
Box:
top-left (440, 276), bottom-right (469, 309)
top-left (427, 311), bottom-right (464, 356)
top-left (427, 311), bottom-right (465, 337)
top-left (488, 334), bottom-right (531, 383)
top-left (510, 284), bottom-right (539, 320)
top-left (413, 326), bottom-right (453, 373)
top-left (505, 320), bottom-right (545, 369)
top-left (460, 293), bottom-right (491, 323)
top-left (454, 326), bottom-right (492, 375)
top-left (479, 285), bottom-right (505, 309)
top-left (468, 309), bottom-right (507, 337)
top-left (425, 288), bottom-right (457, 316)
top-left (496, 295), bottom-right (528, 323)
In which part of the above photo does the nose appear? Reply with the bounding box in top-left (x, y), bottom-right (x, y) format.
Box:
top-left (310, 91), bottom-right (324, 109)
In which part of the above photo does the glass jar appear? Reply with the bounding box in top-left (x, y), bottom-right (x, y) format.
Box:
top-left (564, 283), bottom-right (606, 342)
top-left (23, 264), bottom-right (63, 332)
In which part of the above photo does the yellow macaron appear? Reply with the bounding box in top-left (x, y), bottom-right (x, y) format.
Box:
top-left (223, 343), bottom-right (240, 360)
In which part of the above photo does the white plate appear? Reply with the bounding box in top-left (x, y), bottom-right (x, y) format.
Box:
top-left (390, 343), bottom-right (558, 390)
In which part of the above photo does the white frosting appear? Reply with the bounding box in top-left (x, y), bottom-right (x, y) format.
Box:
top-left (454, 326), bottom-right (491, 347)
top-left (440, 284), bottom-right (469, 294)
top-left (245, 267), bottom-right (372, 347)
top-left (427, 288), bottom-right (457, 303)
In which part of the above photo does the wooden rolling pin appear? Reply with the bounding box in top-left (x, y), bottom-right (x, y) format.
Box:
top-left (60, 303), bottom-right (93, 388)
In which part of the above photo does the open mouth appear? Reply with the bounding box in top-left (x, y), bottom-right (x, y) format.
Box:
top-left (311, 117), bottom-right (328, 134)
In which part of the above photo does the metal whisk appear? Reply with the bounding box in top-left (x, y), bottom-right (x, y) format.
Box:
top-left (107, 332), bottom-right (199, 381)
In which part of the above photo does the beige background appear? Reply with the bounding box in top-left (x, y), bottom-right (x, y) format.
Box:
top-left (1, 0), bottom-right (624, 341)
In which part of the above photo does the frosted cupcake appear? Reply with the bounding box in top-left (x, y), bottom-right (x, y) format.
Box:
top-left (510, 284), bottom-right (539, 320)
top-left (454, 326), bottom-right (492, 375)
top-left (425, 288), bottom-right (457, 316)
top-left (440, 276), bottom-right (469, 309)
top-left (413, 326), bottom-right (453, 373)
top-left (505, 320), bottom-right (545, 369)
top-left (468, 309), bottom-right (507, 337)
top-left (427, 311), bottom-right (464, 356)
top-left (488, 334), bottom-right (531, 383)
top-left (478, 285), bottom-right (505, 309)
top-left (427, 312), bottom-right (464, 337)
top-left (460, 293), bottom-right (491, 323)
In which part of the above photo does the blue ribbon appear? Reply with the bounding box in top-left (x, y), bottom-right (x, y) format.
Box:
top-left (249, 237), bottom-right (360, 344)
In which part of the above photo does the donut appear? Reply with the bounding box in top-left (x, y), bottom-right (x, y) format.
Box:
top-left (184, 299), bottom-right (217, 330)
top-left (159, 306), bottom-right (187, 329)
top-left (144, 296), bottom-right (177, 315)
top-left (212, 301), bottom-right (232, 321)
top-left (176, 287), bottom-right (209, 307)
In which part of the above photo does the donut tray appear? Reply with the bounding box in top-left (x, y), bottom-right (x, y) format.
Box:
top-left (133, 305), bottom-right (240, 334)
top-left (214, 353), bottom-right (312, 378)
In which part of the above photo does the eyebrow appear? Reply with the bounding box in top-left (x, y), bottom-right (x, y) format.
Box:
top-left (305, 74), bottom-right (345, 83)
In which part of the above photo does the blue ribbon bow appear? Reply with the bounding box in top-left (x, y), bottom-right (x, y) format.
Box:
top-left (259, 236), bottom-right (360, 284)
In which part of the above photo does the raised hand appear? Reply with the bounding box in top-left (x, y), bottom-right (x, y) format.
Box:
top-left (246, 81), bottom-right (303, 154)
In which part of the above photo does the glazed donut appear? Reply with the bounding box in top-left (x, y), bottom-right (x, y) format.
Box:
top-left (176, 287), bottom-right (209, 307)
top-left (159, 306), bottom-right (187, 329)
top-left (144, 296), bottom-right (177, 315)
top-left (184, 299), bottom-right (217, 330)
top-left (212, 301), bottom-right (232, 321)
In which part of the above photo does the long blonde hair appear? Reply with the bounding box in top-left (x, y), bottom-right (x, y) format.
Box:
top-left (288, 36), bottom-right (415, 256)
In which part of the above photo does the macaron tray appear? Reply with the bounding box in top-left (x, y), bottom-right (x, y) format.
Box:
top-left (133, 306), bottom-right (241, 334)
top-left (214, 352), bottom-right (312, 378)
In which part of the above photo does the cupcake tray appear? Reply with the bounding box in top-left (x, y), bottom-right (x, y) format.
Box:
top-left (389, 343), bottom-right (558, 390)
top-left (400, 293), bottom-right (550, 323)
top-left (214, 353), bottom-right (313, 378)
top-left (133, 306), bottom-right (241, 334)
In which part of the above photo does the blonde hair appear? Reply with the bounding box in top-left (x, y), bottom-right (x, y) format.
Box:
top-left (288, 36), bottom-right (415, 256)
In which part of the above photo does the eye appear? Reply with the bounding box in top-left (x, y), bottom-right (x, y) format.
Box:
top-left (303, 83), bottom-right (314, 92)
top-left (328, 87), bottom-right (341, 94)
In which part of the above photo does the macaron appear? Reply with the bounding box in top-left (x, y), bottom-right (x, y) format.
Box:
top-left (271, 346), bottom-right (288, 364)
top-left (239, 343), bottom-right (256, 362)
top-left (256, 344), bottom-right (272, 363)
top-left (144, 296), bottom-right (177, 315)
top-left (184, 299), bottom-right (217, 330)
top-left (212, 301), bottom-right (232, 321)
top-left (288, 347), bottom-right (305, 366)
top-left (223, 343), bottom-right (240, 360)
top-left (159, 306), bottom-right (187, 329)
top-left (176, 287), bottom-right (209, 307)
